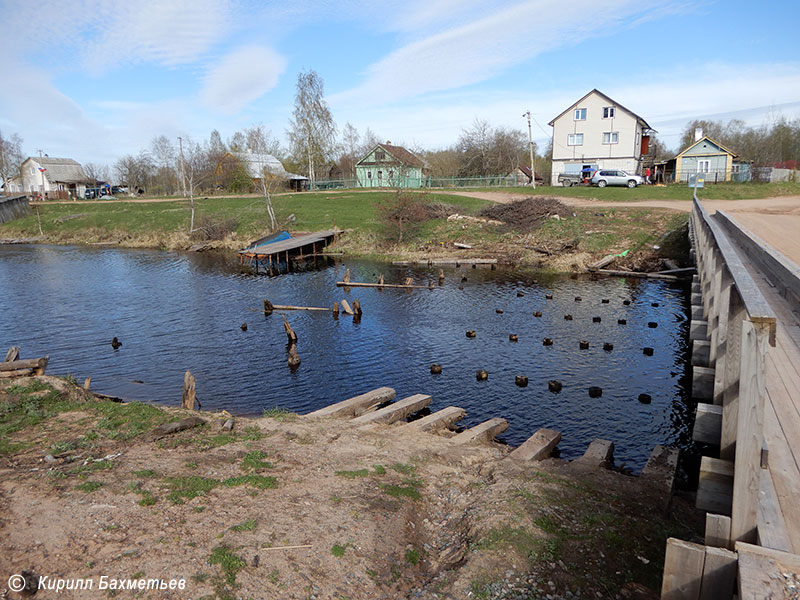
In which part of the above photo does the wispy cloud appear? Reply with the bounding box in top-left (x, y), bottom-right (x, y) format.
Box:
top-left (330, 0), bottom-right (673, 107)
top-left (201, 45), bottom-right (287, 113)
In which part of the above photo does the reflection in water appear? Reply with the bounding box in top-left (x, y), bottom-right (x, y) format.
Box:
top-left (0, 244), bottom-right (696, 472)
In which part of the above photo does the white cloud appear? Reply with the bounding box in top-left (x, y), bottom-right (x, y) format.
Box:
top-left (330, 0), bottom-right (666, 107)
top-left (81, 0), bottom-right (231, 73)
top-left (200, 45), bottom-right (287, 113)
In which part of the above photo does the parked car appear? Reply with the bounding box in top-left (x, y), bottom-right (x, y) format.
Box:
top-left (591, 170), bottom-right (643, 188)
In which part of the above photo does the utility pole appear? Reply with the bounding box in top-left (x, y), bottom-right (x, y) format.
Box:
top-left (523, 111), bottom-right (536, 189)
top-left (177, 136), bottom-right (187, 198)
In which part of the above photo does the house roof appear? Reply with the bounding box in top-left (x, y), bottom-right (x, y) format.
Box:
top-left (548, 89), bottom-right (655, 131)
top-left (675, 136), bottom-right (737, 159)
top-left (25, 157), bottom-right (90, 183)
top-left (357, 143), bottom-right (424, 168)
top-left (228, 151), bottom-right (307, 180)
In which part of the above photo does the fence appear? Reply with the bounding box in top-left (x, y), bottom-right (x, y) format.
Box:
top-left (311, 175), bottom-right (519, 191)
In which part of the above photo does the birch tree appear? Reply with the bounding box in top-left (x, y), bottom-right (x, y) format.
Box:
top-left (0, 130), bottom-right (24, 193)
top-left (287, 70), bottom-right (336, 189)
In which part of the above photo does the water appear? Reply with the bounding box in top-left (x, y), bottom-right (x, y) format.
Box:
top-left (0, 245), bottom-right (694, 471)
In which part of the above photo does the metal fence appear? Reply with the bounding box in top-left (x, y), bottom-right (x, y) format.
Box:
top-left (311, 175), bottom-right (519, 191)
top-left (675, 168), bottom-right (752, 184)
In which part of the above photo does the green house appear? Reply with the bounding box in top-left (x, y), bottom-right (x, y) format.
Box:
top-left (355, 142), bottom-right (424, 188)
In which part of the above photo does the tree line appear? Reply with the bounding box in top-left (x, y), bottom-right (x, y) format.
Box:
top-left (2, 70), bottom-right (798, 195)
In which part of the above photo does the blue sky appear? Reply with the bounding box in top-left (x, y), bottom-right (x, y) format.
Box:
top-left (1, 0), bottom-right (798, 167)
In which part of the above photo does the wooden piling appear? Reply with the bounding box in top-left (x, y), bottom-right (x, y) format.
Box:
top-left (282, 316), bottom-right (298, 344)
top-left (181, 370), bottom-right (196, 410)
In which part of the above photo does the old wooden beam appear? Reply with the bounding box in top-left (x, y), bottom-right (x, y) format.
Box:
top-left (696, 456), bottom-right (733, 515)
top-left (452, 418), bottom-right (508, 445)
top-left (4, 346), bottom-right (20, 362)
top-left (306, 387), bottom-right (396, 418)
top-left (508, 428), bottom-right (562, 461)
top-left (351, 394), bottom-right (432, 426)
top-left (336, 281), bottom-right (436, 289)
top-left (693, 404), bottom-right (722, 445)
top-left (404, 406), bottom-right (466, 432)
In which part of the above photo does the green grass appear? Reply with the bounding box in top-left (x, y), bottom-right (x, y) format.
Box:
top-left (208, 545), bottom-right (246, 586)
top-left (132, 469), bottom-right (159, 478)
top-left (330, 544), bottom-right (348, 557)
top-left (261, 406), bottom-right (298, 421)
top-left (230, 518), bottom-right (257, 532)
top-left (240, 450), bottom-right (273, 471)
top-left (405, 548), bottom-right (421, 566)
top-left (334, 468), bottom-right (370, 479)
top-left (222, 474), bottom-right (277, 489)
top-left (76, 480), bottom-right (103, 492)
top-left (137, 491), bottom-right (156, 506)
top-left (0, 191), bottom-right (490, 245)
top-left (380, 479), bottom-right (422, 501)
top-left (166, 476), bottom-right (221, 504)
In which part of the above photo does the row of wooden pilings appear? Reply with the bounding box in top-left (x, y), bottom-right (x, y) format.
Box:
top-left (661, 196), bottom-right (780, 598)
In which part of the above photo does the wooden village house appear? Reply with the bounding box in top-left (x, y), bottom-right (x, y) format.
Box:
top-left (355, 142), bottom-right (425, 188)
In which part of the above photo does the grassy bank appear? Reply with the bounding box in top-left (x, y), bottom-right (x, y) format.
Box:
top-left (0, 189), bottom-right (694, 269)
top-left (0, 375), bottom-right (704, 599)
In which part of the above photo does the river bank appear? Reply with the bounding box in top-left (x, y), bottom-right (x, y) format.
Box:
top-left (0, 374), bottom-right (704, 599)
top-left (0, 190), bottom-right (693, 272)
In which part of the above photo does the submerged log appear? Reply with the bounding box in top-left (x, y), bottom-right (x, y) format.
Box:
top-left (266, 299), bottom-right (330, 312)
top-left (287, 344), bottom-right (301, 370)
top-left (336, 281), bottom-right (434, 289)
top-left (181, 370), bottom-right (196, 410)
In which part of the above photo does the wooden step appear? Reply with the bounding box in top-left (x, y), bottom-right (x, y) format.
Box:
top-left (661, 538), bottom-right (737, 600)
top-left (693, 403), bottom-right (722, 444)
top-left (573, 438), bottom-right (614, 468)
top-left (451, 418), bottom-right (508, 445)
top-left (692, 366), bottom-right (715, 399)
top-left (736, 541), bottom-right (800, 599)
top-left (508, 428), bottom-right (561, 461)
top-left (691, 292), bottom-right (703, 305)
top-left (691, 305), bottom-right (704, 320)
top-left (404, 406), bottom-right (466, 432)
top-left (307, 387), bottom-right (395, 418)
top-left (697, 456), bottom-right (733, 515)
top-left (642, 445), bottom-right (680, 512)
top-left (351, 394), bottom-right (432, 425)
top-left (691, 340), bottom-right (711, 367)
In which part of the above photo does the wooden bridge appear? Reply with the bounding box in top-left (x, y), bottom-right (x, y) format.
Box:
top-left (661, 193), bottom-right (800, 598)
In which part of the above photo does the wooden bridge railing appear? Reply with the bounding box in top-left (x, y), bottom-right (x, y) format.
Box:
top-left (662, 195), bottom-right (780, 598)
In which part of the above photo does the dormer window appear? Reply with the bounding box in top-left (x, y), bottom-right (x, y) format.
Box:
top-left (375, 150), bottom-right (385, 160)
top-left (603, 107), bottom-right (615, 119)
top-left (574, 108), bottom-right (587, 121)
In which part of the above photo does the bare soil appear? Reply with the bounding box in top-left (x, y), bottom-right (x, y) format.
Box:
top-left (0, 376), bottom-right (703, 600)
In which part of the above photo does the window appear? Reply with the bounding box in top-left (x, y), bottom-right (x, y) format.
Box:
top-left (367, 171), bottom-right (372, 178)
top-left (375, 150), bottom-right (385, 160)
top-left (378, 170), bottom-right (383, 182)
top-left (603, 107), bottom-right (615, 119)
top-left (602, 131), bottom-right (619, 144)
top-left (567, 133), bottom-right (584, 146)
top-left (732, 164), bottom-right (740, 174)
top-left (697, 160), bottom-right (710, 174)
top-left (574, 108), bottom-right (587, 120)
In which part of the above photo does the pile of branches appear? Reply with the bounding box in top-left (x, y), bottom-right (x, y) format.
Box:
top-left (479, 197), bottom-right (574, 232)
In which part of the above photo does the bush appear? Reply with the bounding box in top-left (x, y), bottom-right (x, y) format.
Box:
top-left (377, 191), bottom-right (431, 243)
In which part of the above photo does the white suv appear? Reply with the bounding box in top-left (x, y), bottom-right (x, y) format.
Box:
top-left (591, 170), bottom-right (643, 188)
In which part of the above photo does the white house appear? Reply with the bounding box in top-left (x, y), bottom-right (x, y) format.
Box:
top-left (548, 89), bottom-right (655, 186)
top-left (219, 151), bottom-right (308, 191)
top-left (20, 156), bottom-right (91, 198)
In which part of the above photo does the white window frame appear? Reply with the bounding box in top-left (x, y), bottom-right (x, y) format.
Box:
top-left (567, 133), bottom-right (584, 146)
top-left (603, 106), bottom-right (615, 119)
top-left (602, 131), bottom-right (619, 145)
top-left (697, 159), bottom-right (711, 174)
top-left (574, 108), bottom-right (587, 120)
top-left (731, 164), bottom-right (740, 174)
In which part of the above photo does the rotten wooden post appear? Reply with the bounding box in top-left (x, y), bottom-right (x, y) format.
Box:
top-left (287, 343), bottom-right (301, 370)
top-left (4, 346), bottom-right (20, 362)
top-left (264, 299), bottom-right (274, 315)
top-left (438, 269), bottom-right (445, 285)
top-left (352, 299), bottom-right (363, 316)
top-left (332, 301), bottom-right (339, 317)
top-left (83, 376), bottom-right (91, 391)
top-left (404, 276), bottom-right (413, 286)
top-left (182, 370), bottom-right (197, 410)
top-left (282, 315), bottom-right (298, 344)
top-left (340, 299), bottom-right (354, 315)
top-left (343, 268), bottom-right (350, 283)
top-left (378, 274), bottom-right (384, 285)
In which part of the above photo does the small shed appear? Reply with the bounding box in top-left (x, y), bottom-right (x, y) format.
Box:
top-left (355, 142), bottom-right (424, 188)
top-left (674, 136), bottom-right (737, 183)
top-left (218, 151), bottom-right (308, 191)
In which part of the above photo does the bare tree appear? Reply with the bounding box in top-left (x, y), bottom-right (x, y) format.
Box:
top-left (287, 70), bottom-right (337, 189)
top-left (114, 152), bottom-right (153, 193)
top-left (456, 119), bottom-right (527, 177)
top-left (180, 139), bottom-right (212, 233)
top-left (83, 162), bottom-right (110, 186)
top-left (0, 130), bottom-right (24, 193)
top-left (257, 167), bottom-right (281, 232)
top-left (339, 122), bottom-right (361, 179)
top-left (150, 135), bottom-right (177, 195)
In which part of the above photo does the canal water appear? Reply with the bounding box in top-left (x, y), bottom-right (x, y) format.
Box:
top-left (0, 245), bottom-right (694, 472)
